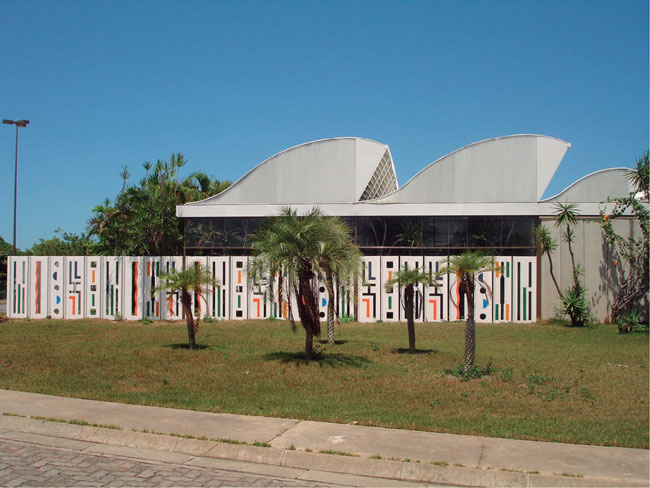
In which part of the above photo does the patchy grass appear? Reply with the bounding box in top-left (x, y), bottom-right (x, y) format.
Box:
top-left (0, 318), bottom-right (647, 448)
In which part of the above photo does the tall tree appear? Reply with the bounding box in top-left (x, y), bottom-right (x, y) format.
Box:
top-left (250, 207), bottom-right (360, 361)
top-left (153, 265), bottom-right (220, 350)
top-left (88, 154), bottom-right (230, 256)
top-left (600, 151), bottom-right (649, 322)
top-left (384, 266), bottom-right (437, 353)
top-left (440, 252), bottom-right (493, 374)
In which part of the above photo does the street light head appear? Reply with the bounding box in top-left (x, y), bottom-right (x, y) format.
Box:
top-left (2, 119), bottom-right (15, 125)
top-left (15, 120), bottom-right (29, 127)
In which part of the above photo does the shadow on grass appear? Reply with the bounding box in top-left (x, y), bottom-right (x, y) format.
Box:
top-left (263, 351), bottom-right (371, 368)
top-left (317, 339), bottom-right (348, 345)
top-left (164, 343), bottom-right (212, 350)
top-left (392, 348), bottom-right (436, 355)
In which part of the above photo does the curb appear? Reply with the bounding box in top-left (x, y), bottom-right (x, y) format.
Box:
top-left (0, 415), bottom-right (645, 487)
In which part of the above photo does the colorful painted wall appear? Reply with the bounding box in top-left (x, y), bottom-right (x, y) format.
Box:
top-left (7, 256), bottom-right (536, 323)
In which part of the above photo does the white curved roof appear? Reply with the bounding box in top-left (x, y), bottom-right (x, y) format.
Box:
top-left (188, 137), bottom-right (397, 205)
top-left (374, 135), bottom-right (570, 204)
top-left (542, 168), bottom-right (632, 203)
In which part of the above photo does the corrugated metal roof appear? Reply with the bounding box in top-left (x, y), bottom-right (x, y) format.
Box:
top-left (542, 168), bottom-right (632, 203)
top-left (374, 135), bottom-right (570, 204)
top-left (188, 137), bottom-right (396, 205)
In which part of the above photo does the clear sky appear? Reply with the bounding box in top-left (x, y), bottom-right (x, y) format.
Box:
top-left (1, 0), bottom-right (648, 249)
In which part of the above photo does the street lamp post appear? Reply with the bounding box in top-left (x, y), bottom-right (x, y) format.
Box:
top-left (3, 119), bottom-right (29, 255)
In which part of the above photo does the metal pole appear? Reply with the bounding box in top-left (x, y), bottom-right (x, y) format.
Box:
top-left (12, 124), bottom-right (18, 256)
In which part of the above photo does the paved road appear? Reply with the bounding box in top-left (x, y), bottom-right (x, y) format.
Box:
top-left (0, 438), bottom-right (335, 487)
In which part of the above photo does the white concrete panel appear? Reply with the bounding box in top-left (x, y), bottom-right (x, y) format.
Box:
top-left (230, 257), bottom-right (248, 319)
top-left (28, 256), bottom-right (49, 319)
top-left (475, 269), bottom-right (493, 323)
top-left (122, 257), bottom-right (143, 321)
top-left (423, 257), bottom-right (448, 322)
top-left (398, 256), bottom-right (425, 322)
top-left (248, 257), bottom-right (272, 320)
top-left (142, 257), bottom-right (162, 319)
top-left (185, 257), bottom-right (208, 319)
top-left (207, 257), bottom-right (229, 319)
top-left (85, 257), bottom-right (102, 319)
top-left (492, 257), bottom-right (513, 322)
top-left (161, 257), bottom-right (182, 320)
top-left (380, 256), bottom-right (400, 322)
top-left (513, 257), bottom-right (536, 322)
top-left (49, 257), bottom-right (64, 319)
top-left (358, 256), bottom-right (380, 322)
top-left (101, 257), bottom-right (123, 320)
top-left (64, 257), bottom-right (85, 319)
top-left (8, 257), bottom-right (28, 318)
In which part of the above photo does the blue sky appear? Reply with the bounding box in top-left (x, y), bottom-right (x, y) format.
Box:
top-left (1, 0), bottom-right (648, 249)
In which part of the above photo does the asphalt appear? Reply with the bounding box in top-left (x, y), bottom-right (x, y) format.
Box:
top-left (0, 389), bottom-right (647, 487)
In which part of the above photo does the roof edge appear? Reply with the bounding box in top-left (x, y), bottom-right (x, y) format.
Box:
top-left (540, 167), bottom-right (632, 202)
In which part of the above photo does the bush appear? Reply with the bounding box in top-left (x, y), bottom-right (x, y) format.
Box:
top-left (559, 285), bottom-right (591, 327)
top-left (617, 310), bottom-right (649, 334)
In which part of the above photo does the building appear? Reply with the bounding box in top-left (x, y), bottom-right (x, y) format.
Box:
top-left (7, 135), bottom-right (640, 323)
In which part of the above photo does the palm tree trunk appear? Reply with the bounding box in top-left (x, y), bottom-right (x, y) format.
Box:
top-left (181, 291), bottom-right (196, 350)
top-left (297, 264), bottom-right (320, 361)
top-left (326, 270), bottom-right (335, 344)
top-left (463, 277), bottom-right (475, 373)
top-left (546, 252), bottom-right (563, 298)
top-left (405, 284), bottom-right (416, 353)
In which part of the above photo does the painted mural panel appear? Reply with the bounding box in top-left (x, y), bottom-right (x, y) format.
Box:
top-left (9, 256), bottom-right (28, 318)
top-left (49, 257), bottom-right (64, 319)
top-left (85, 257), bottom-right (102, 318)
top-left (315, 273), bottom-right (329, 322)
top-left (185, 256), bottom-right (208, 319)
top-left (513, 257), bottom-right (536, 323)
top-left (64, 257), bottom-right (85, 319)
top-left (29, 256), bottom-right (49, 319)
top-left (102, 257), bottom-right (122, 319)
top-left (336, 276), bottom-right (354, 320)
top-left (207, 257), bottom-right (229, 319)
top-left (380, 256), bottom-right (400, 322)
top-left (122, 257), bottom-right (143, 321)
top-left (398, 256), bottom-right (425, 322)
top-left (448, 270), bottom-right (469, 322)
top-left (475, 269), bottom-right (493, 323)
top-left (248, 258), bottom-right (272, 320)
top-left (230, 256), bottom-right (248, 319)
top-left (358, 256), bottom-right (380, 322)
top-left (142, 257), bottom-right (162, 319)
top-left (492, 257), bottom-right (513, 322)
top-left (161, 257), bottom-right (182, 320)
top-left (423, 257), bottom-right (448, 322)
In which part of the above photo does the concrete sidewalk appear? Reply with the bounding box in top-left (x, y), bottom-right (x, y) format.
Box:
top-left (0, 389), bottom-right (647, 487)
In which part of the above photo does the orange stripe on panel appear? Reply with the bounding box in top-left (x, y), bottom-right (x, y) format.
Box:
top-left (506, 304), bottom-right (510, 321)
top-left (237, 270), bottom-right (241, 284)
top-left (362, 298), bottom-right (370, 318)
top-left (69, 295), bottom-right (76, 316)
top-left (254, 298), bottom-right (260, 317)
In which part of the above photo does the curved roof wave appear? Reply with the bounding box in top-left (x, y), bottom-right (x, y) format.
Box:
top-left (374, 135), bottom-right (571, 204)
top-left (541, 168), bottom-right (632, 203)
top-left (189, 137), bottom-right (398, 205)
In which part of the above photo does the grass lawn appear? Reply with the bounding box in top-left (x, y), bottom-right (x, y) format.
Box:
top-left (0, 318), bottom-right (647, 448)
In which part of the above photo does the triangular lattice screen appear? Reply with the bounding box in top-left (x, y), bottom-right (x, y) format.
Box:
top-left (359, 150), bottom-right (398, 200)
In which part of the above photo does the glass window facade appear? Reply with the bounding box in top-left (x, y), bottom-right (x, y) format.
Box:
top-left (185, 216), bottom-right (536, 255)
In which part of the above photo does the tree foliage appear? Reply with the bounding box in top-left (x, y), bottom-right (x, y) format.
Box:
top-left (88, 154), bottom-right (230, 256)
top-left (23, 229), bottom-right (93, 256)
top-left (250, 207), bottom-right (360, 361)
top-left (600, 151), bottom-right (649, 322)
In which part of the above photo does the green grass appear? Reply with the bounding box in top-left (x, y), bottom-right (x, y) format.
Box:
top-left (0, 318), bottom-right (647, 448)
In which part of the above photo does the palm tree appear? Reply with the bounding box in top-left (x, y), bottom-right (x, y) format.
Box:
top-left (154, 265), bottom-right (220, 350)
top-left (384, 266), bottom-right (437, 353)
top-left (534, 226), bottom-right (561, 297)
top-left (440, 252), bottom-right (493, 374)
top-left (250, 207), bottom-right (360, 361)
